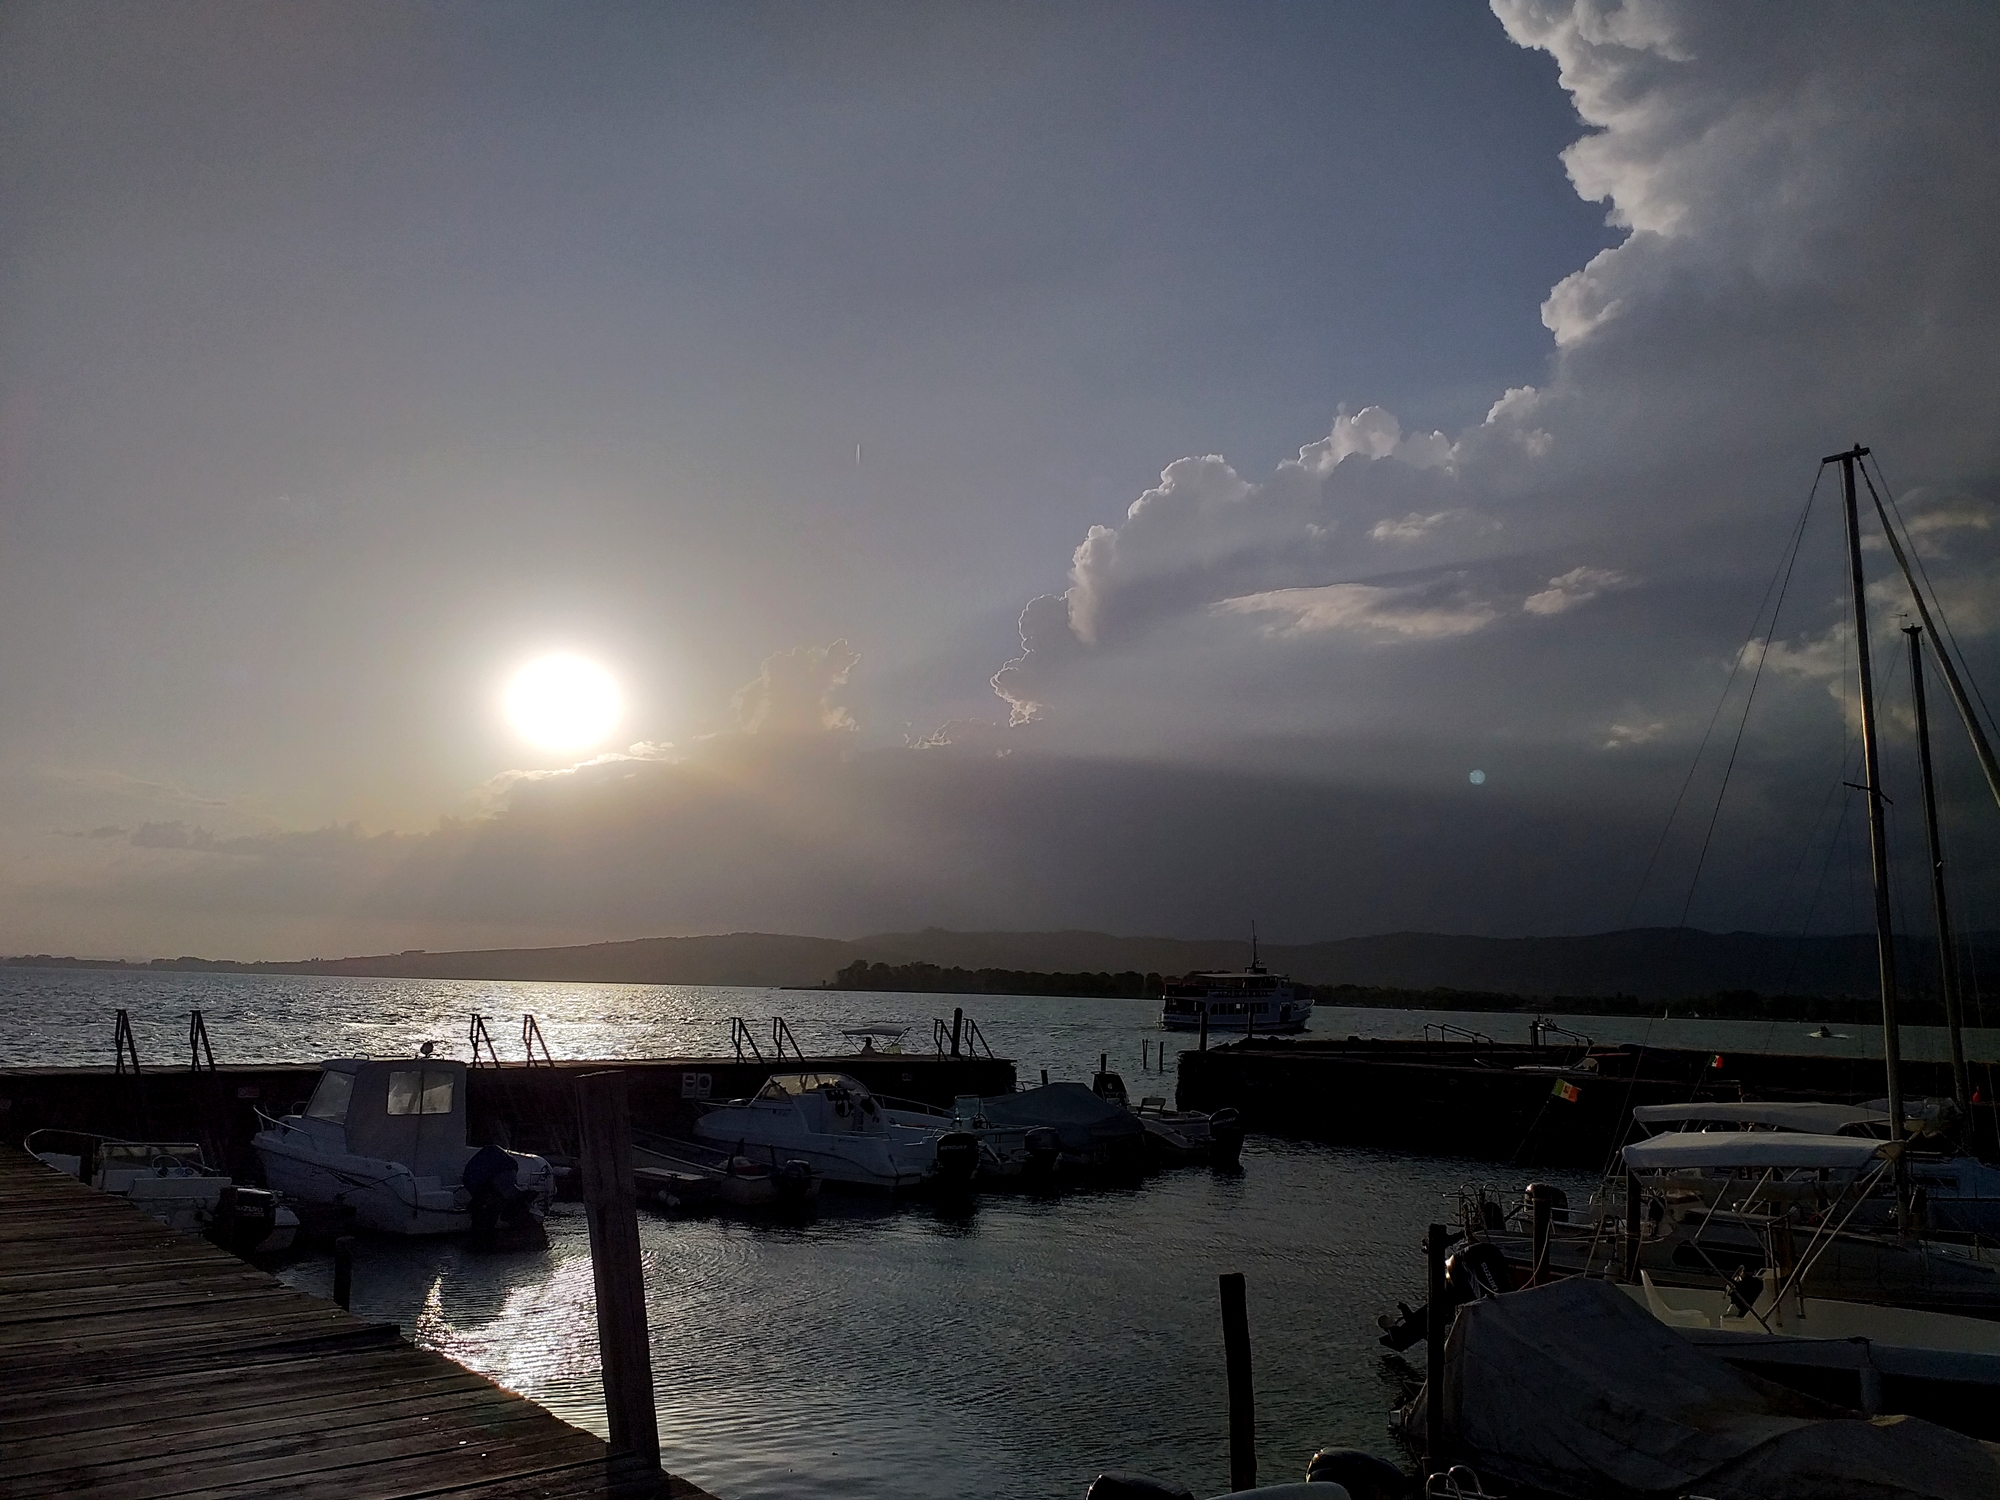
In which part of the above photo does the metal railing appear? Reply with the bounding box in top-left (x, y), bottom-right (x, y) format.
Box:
top-left (522, 1013), bottom-right (556, 1066)
top-left (469, 1014), bottom-right (503, 1067)
top-left (730, 1018), bottom-right (766, 1064)
top-left (1530, 1016), bottom-right (1594, 1049)
top-left (188, 1010), bottom-right (216, 1072)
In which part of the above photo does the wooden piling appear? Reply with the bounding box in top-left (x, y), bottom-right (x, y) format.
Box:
top-left (576, 1069), bottom-right (661, 1470)
top-left (1528, 1184), bottom-right (1555, 1287)
top-left (951, 1007), bottom-right (964, 1057)
top-left (1218, 1271), bottom-right (1255, 1492)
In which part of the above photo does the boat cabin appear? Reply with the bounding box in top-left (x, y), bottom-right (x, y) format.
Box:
top-left (293, 1057), bottom-right (474, 1179)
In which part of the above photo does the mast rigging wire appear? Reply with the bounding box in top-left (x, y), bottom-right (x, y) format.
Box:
top-left (1622, 470), bottom-right (1825, 928)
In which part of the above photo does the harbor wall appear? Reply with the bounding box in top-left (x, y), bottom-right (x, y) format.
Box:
top-left (1176, 1036), bottom-right (1999, 1167)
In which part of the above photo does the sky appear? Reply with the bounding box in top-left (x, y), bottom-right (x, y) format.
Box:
top-left (3, 0), bottom-right (1998, 960)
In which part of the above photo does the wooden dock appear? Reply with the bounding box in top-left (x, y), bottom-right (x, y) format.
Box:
top-left (0, 1147), bottom-right (716, 1499)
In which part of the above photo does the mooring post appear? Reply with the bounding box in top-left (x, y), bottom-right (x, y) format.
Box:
top-left (1623, 1174), bottom-right (1642, 1282)
top-left (1199, 1004), bottom-right (1209, 1052)
top-left (951, 1007), bottom-right (964, 1057)
top-left (333, 1235), bottom-right (354, 1310)
top-left (1528, 1184), bottom-right (1554, 1287)
top-left (576, 1070), bottom-right (660, 1469)
top-left (1424, 1222), bottom-right (1450, 1464)
top-left (1219, 1271), bottom-right (1256, 1492)
top-left (1040, 1068), bottom-right (1048, 1086)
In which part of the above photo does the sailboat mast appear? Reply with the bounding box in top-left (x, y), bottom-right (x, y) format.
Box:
top-left (1907, 624), bottom-right (1971, 1115)
top-left (1831, 444), bottom-right (1905, 1147)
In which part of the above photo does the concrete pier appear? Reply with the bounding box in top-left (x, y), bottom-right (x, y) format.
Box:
top-left (1177, 1036), bottom-right (1998, 1166)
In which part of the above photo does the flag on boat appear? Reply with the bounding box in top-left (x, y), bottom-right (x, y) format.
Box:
top-left (1711, 1053), bottom-right (1726, 1069)
top-left (1551, 1079), bottom-right (1581, 1103)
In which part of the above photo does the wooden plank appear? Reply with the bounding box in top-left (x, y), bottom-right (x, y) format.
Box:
top-left (0, 1144), bottom-right (697, 1500)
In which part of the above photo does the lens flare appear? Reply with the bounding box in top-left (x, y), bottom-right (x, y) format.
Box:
top-left (505, 655), bottom-right (621, 751)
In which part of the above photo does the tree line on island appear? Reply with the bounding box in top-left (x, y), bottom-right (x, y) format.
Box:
top-left (824, 958), bottom-right (1983, 1027)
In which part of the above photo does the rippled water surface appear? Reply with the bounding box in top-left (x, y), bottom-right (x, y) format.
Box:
top-left (2, 967), bottom-right (1979, 1498)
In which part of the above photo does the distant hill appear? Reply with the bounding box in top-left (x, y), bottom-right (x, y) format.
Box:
top-left (7, 925), bottom-right (1994, 1003)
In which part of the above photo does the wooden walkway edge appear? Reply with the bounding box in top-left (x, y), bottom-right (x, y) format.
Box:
top-left (0, 1147), bottom-right (718, 1499)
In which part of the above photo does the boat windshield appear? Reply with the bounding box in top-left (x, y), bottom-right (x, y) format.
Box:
top-left (385, 1068), bottom-right (455, 1117)
top-left (757, 1072), bottom-right (867, 1101)
top-left (305, 1070), bottom-right (354, 1123)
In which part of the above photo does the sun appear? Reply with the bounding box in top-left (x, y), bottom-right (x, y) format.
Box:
top-left (504, 655), bottom-right (622, 752)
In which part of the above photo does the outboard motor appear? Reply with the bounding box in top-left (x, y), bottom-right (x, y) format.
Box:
top-left (463, 1143), bottom-right (533, 1233)
top-left (206, 1184), bottom-right (279, 1257)
top-left (1444, 1242), bottom-right (1515, 1301)
top-left (1305, 1448), bottom-right (1409, 1498)
top-left (932, 1131), bottom-right (980, 1188)
top-left (1024, 1126), bottom-right (1062, 1182)
top-left (1207, 1106), bottom-right (1245, 1169)
top-left (1092, 1070), bottom-right (1130, 1107)
top-left (774, 1158), bottom-right (814, 1203)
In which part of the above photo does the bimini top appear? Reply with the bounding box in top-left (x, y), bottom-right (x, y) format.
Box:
top-left (1622, 1131), bottom-right (1889, 1172)
top-left (1631, 1102), bottom-right (1890, 1136)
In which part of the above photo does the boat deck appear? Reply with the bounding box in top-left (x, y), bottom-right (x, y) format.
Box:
top-left (0, 1146), bottom-right (716, 1499)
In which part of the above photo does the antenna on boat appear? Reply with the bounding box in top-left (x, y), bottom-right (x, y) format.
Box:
top-left (1249, 921), bottom-right (1264, 974)
top-left (1826, 443), bottom-right (1908, 1217)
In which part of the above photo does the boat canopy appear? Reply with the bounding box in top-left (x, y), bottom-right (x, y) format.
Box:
top-left (1631, 1102), bottom-right (1890, 1135)
top-left (1622, 1131), bottom-right (1887, 1172)
top-left (756, 1072), bottom-right (871, 1100)
top-left (313, 1058), bottom-right (471, 1179)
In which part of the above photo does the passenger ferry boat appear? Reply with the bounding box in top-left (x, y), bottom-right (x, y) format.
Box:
top-left (1159, 942), bottom-right (1312, 1033)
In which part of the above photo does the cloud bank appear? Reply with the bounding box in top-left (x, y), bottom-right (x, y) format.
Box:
top-left (12, 1), bottom-right (2000, 958)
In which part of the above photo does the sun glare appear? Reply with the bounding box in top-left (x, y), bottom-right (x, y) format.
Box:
top-left (504, 655), bottom-right (622, 752)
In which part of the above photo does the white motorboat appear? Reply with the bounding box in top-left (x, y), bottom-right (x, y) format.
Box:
top-left (630, 1131), bottom-right (817, 1210)
top-left (252, 1057), bottom-right (554, 1236)
top-left (1090, 1066), bottom-right (1244, 1168)
top-left (27, 1128), bottom-right (298, 1254)
top-left (693, 1071), bottom-right (978, 1192)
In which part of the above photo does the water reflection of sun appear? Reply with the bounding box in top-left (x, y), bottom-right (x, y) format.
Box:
top-left (411, 1237), bottom-right (608, 1434)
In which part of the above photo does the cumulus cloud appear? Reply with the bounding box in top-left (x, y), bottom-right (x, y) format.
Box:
top-left (732, 641), bottom-right (861, 734)
top-left (1522, 565), bottom-right (1633, 615)
top-left (1216, 577), bottom-right (1500, 641)
top-left (1370, 509), bottom-right (1498, 543)
top-left (1603, 720), bottom-right (1666, 750)
top-left (983, 0), bottom-right (2000, 742)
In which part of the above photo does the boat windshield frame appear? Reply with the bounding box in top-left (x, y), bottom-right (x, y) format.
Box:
top-left (756, 1071), bottom-right (872, 1101)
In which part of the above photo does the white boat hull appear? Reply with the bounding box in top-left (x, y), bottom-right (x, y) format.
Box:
top-left (253, 1129), bottom-right (553, 1236)
top-left (1159, 1001), bottom-right (1313, 1033)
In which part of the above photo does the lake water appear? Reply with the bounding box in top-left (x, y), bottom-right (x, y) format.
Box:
top-left (2, 966), bottom-right (1983, 1498)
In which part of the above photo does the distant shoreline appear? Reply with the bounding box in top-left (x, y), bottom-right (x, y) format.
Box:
top-left (6, 923), bottom-right (1991, 1015)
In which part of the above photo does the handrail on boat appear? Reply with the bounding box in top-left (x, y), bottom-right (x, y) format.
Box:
top-left (1423, 1021), bottom-right (1495, 1047)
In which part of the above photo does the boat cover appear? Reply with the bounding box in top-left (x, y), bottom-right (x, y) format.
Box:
top-left (1622, 1130), bottom-right (1885, 1171)
top-left (1631, 1102), bottom-right (1890, 1135)
top-left (977, 1083), bottom-right (1142, 1152)
top-left (1429, 1277), bottom-right (2000, 1499)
